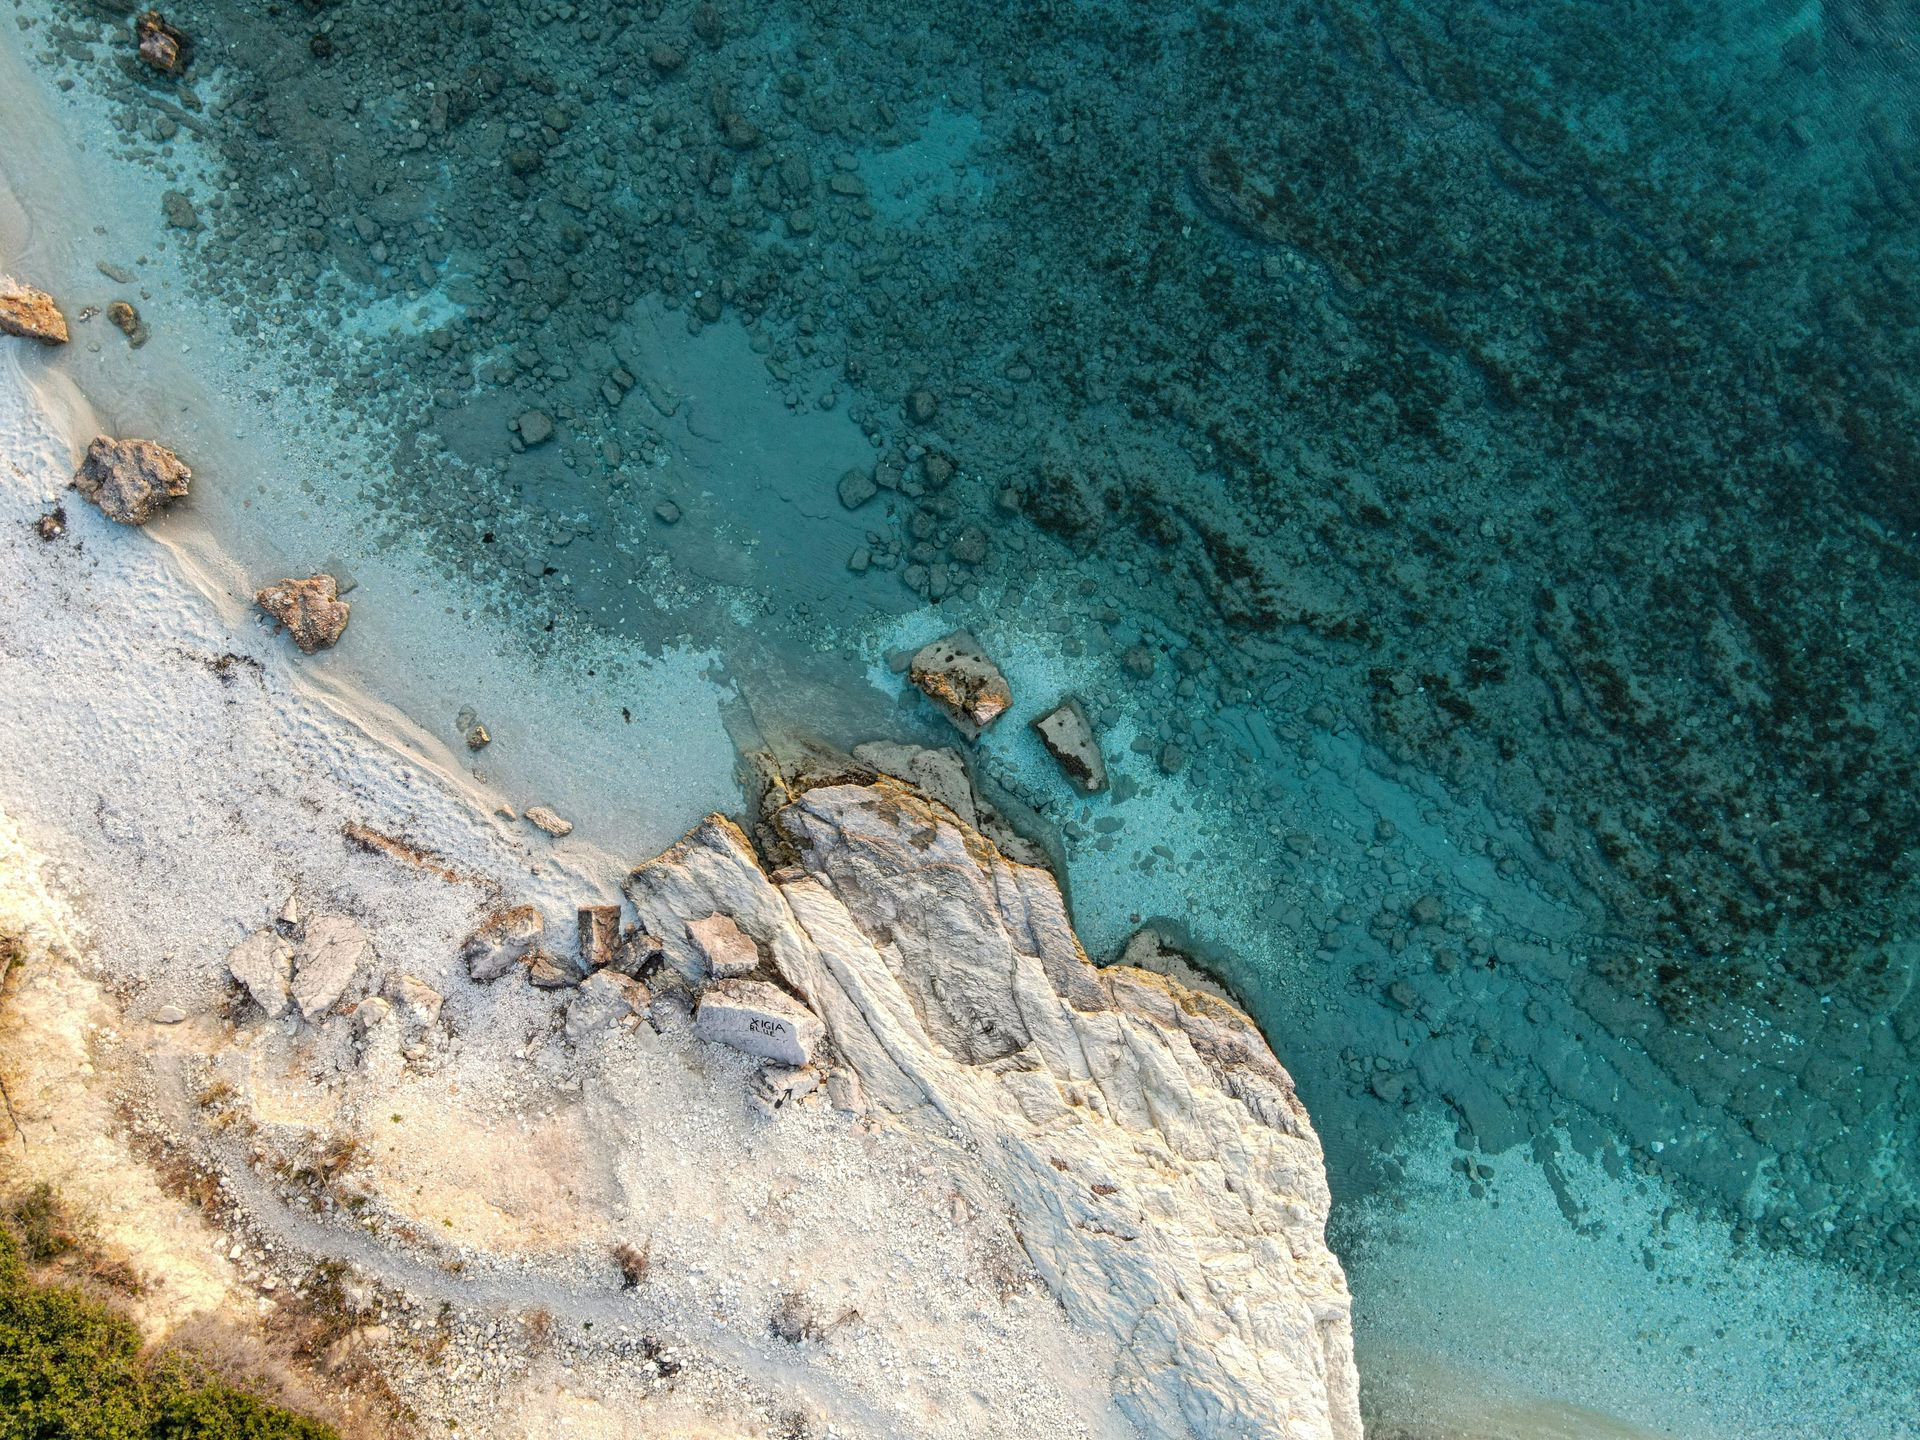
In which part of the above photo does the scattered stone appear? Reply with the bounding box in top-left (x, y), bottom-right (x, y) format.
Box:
top-left (1158, 742), bottom-right (1188, 775)
top-left (847, 546), bottom-right (871, 573)
top-left (908, 630), bottom-right (1012, 739)
top-left (291, 916), bottom-right (372, 1020)
top-left (465, 723), bottom-right (490, 750)
top-left (525, 805), bottom-right (573, 837)
top-left (463, 904), bottom-right (544, 983)
top-left (654, 499), bottom-right (682, 524)
top-left (694, 978), bottom-right (823, 1066)
top-left (564, 968), bottom-right (650, 1043)
top-left (385, 974), bottom-right (444, 1028)
top-left (578, 904), bottom-right (622, 968)
top-left (1122, 644), bottom-right (1156, 679)
top-left (0, 280), bottom-right (68, 344)
top-left (227, 930), bottom-right (295, 1018)
top-left (106, 300), bottom-right (149, 348)
top-left (33, 508), bottom-right (66, 543)
top-left (352, 996), bottom-right (392, 1035)
top-left (254, 574), bottom-right (351, 653)
top-left (514, 409), bottom-right (554, 446)
top-left (72, 436), bottom-right (190, 525)
top-left (161, 189), bottom-right (201, 231)
top-left (152, 1005), bottom-right (188, 1025)
top-left (905, 388), bottom-right (939, 423)
top-left (611, 929), bottom-right (666, 979)
top-left (686, 913), bottom-right (758, 979)
top-left (647, 42), bottom-right (685, 73)
top-left (836, 468), bottom-right (878, 509)
top-left (1031, 696), bottom-right (1108, 793)
top-left (523, 949), bottom-right (582, 989)
top-left (96, 262), bottom-right (134, 284)
top-left (135, 10), bottom-right (190, 74)
top-left (752, 1062), bottom-right (821, 1115)
top-left (276, 893), bottom-right (301, 933)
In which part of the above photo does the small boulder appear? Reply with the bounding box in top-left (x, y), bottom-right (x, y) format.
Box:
top-left (908, 630), bottom-right (1012, 739)
top-left (72, 436), bottom-right (190, 525)
top-left (106, 300), bottom-right (149, 348)
top-left (610, 929), bottom-right (665, 979)
top-left (564, 969), bottom-right (651, 1044)
top-left (751, 1062), bottom-right (821, 1115)
top-left (1031, 696), bottom-right (1108, 793)
top-left (463, 904), bottom-right (544, 983)
top-left (255, 574), bottom-right (351, 653)
top-left (836, 468), bottom-right (877, 509)
top-left (227, 929), bottom-right (294, 1017)
top-left (525, 805), bottom-right (573, 837)
top-left (291, 916), bottom-right (372, 1020)
top-left (514, 409), bottom-right (554, 446)
top-left (0, 280), bottom-right (68, 344)
top-left (385, 973), bottom-right (444, 1028)
top-left (686, 913), bottom-right (758, 979)
top-left (694, 979), bottom-right (823, 1067)
top-left (522, 948), bottom-right (582, 988)
top-left (135, 10), bottom-right (190, 73)
top-left (577, 904), bottom-right (622, 968)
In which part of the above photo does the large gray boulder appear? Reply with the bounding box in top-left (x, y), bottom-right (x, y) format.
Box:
top-left (694, 978), bottom-right (823, 1067)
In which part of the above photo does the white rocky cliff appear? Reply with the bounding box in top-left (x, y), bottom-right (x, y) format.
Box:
top-left (629, 765), bottom-right (1363, 1440)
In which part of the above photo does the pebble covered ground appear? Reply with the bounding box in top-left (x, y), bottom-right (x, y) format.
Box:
top-left (12, 0), bottom-right (1918, 1371)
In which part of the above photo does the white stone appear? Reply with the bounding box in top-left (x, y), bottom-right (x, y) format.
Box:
top-left (227, 929), bottom-right (294, 1018)
top-left (686, 912), bottom-right (758, 979)
top-left (694, 978), bottom-right (823, 1067)
top-left (290, 915), bottom-right (371, 1020)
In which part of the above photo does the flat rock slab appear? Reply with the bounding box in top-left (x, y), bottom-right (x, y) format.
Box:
top-left (0, 280), bottom-right (68, 344)
top-left (228, 929), bottom-right (294, 1017)
top-left (291, 915), bottom-right (371, 1020)
top-left (908, 630), bottom-right (1012, 739)
top-left (1031, 696), bottom-right (1107, 793)
top-left (695, 978), bottom-right (823, 1066)
top-left (73, 436), bottom-right (190, 525)
top-left (255, 574), bottom-right (351, 653)
top-left (686, 912), bottom-right (758, 978)
top-left (463, 904), bottom-right (544, 983)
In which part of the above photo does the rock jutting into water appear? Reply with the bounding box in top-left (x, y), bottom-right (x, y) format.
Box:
top-left (907, 630), bottom-right (1012, 739)
top-left (628, 765), bottom-right (1362, 1439)
top-left (0, 278), bottom-right (68, 344)
top-left (254, 573), bottom-right (351, 653)
top-left (71, 436), bottom-right (189, 525)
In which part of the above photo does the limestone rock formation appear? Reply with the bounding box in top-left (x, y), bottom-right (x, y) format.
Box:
top-left (0, 279), bottom-right (68, 344)
top-left (693, 977), bottom-right (824, 1066)
top-left (72, 437), bottom-right (190, 525)
top-left (627, 770), bottom-right (1361, 1439)
top-left (254, 574), bottom-right (350, 653)
top-left (907, 630), bottom-right (1011, 739)
top-left (1030, 695), bottom-right (1108, 793)
top-left (291, 915), bottom-right (371, 1020)
top-left (686, 912), bottom-right (758, 979)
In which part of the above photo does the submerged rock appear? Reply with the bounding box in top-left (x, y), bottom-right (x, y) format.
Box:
top-left (254, 574), bottom-right (351, 653)
top-left (694, 978), bottom-right (824, 1066)
top-left (1031, 696), bottom-right (1107, 793)
top-left (72, 437), bottom-right (190, 525)
top-left (106, 300), bottom-right (149, 348)
top-left (525, 804), bottom-right (574, 837)
top-left (463, 904), bottom-right (544, 983)
top-left (907, 630), bottom-right (1012, 739)
top-left (0, 280), bottom-right (68, 344)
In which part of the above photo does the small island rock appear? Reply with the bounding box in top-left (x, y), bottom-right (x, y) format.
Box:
top-left (908, 630), bottom-right (1012, 739)
top-left (1031, 696), bottom-right (1108, 793)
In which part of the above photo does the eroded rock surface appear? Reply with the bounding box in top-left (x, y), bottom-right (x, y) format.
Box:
top-left (462, 904), bottom-right (543, 982)
top-left (72, 437), bottom-right (190, 525)
top-left (291, 915), bottom-right (371, 1019)
top-left (1030, 696), bottom-right (1107, 793)
top-left (254, 573), bottom-right (351, 653)
top-left (907, 630), bottom-right (1011, 739)
top-left (628, 772), bottom-right (1361, 1439)
top-left (0, 279), bottom-right (68, 344)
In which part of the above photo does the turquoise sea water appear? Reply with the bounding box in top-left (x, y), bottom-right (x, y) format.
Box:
top-left (10, 0), bottom-right (1920, 1432)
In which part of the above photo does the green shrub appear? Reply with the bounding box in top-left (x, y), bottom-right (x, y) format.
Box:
top-left (0, 1225), bottom-right (338, 1440)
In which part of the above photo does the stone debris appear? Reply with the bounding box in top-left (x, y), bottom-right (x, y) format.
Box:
top-left (907, 630), bottom-right (1012, 739)
top-left (290, 915), bottom-right (372, 1020)
top-left (611, 928), bottom-right (665, 979)
top-left (1030, 696), bottom-right (1107, 793)
top-left (135, 9), bottom-right (190, 73)
top-left (751, 1061), bottom-right (821, 1115)
top-left (694, 978), bottom-right (824, 1067)
top-left (522, 948), bottom-right (582, 989)
top-left (72, 436), bottom-right (190, 525)
top-left (464, 723), bottom-right (490, 750)
top-left (0, 279), bottom-right (68, 344)
top-left (836, 468), bottom-right (878, 509)
top-left (227, 929), bottom-right (295, 1018)
top-left (564, 968), bottom-right (651, 1044)
top-left (152, 1005), bottom-right (188, 1025)
top-left (254, 574), bottom-right (351, 653)
top-left (462, 904), bottom-right (544, 983)
top-left (525, 805), bottom-right (573, 837)
top-left (577, 904), bottom-right (622, 968)
top-left (514, 409), bottom-right (554, 446)
top-left (686, 912), bottom-right (758, 979)
top-left (352, 996), bottom-right (392, 1035)
top-left (385, 973), bottom-right (444, 1028)
top-left (106, 300), bottom-right (149, 348)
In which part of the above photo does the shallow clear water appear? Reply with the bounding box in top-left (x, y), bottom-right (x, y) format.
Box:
top-left (9, 0), bottom-right (1920, 1431)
